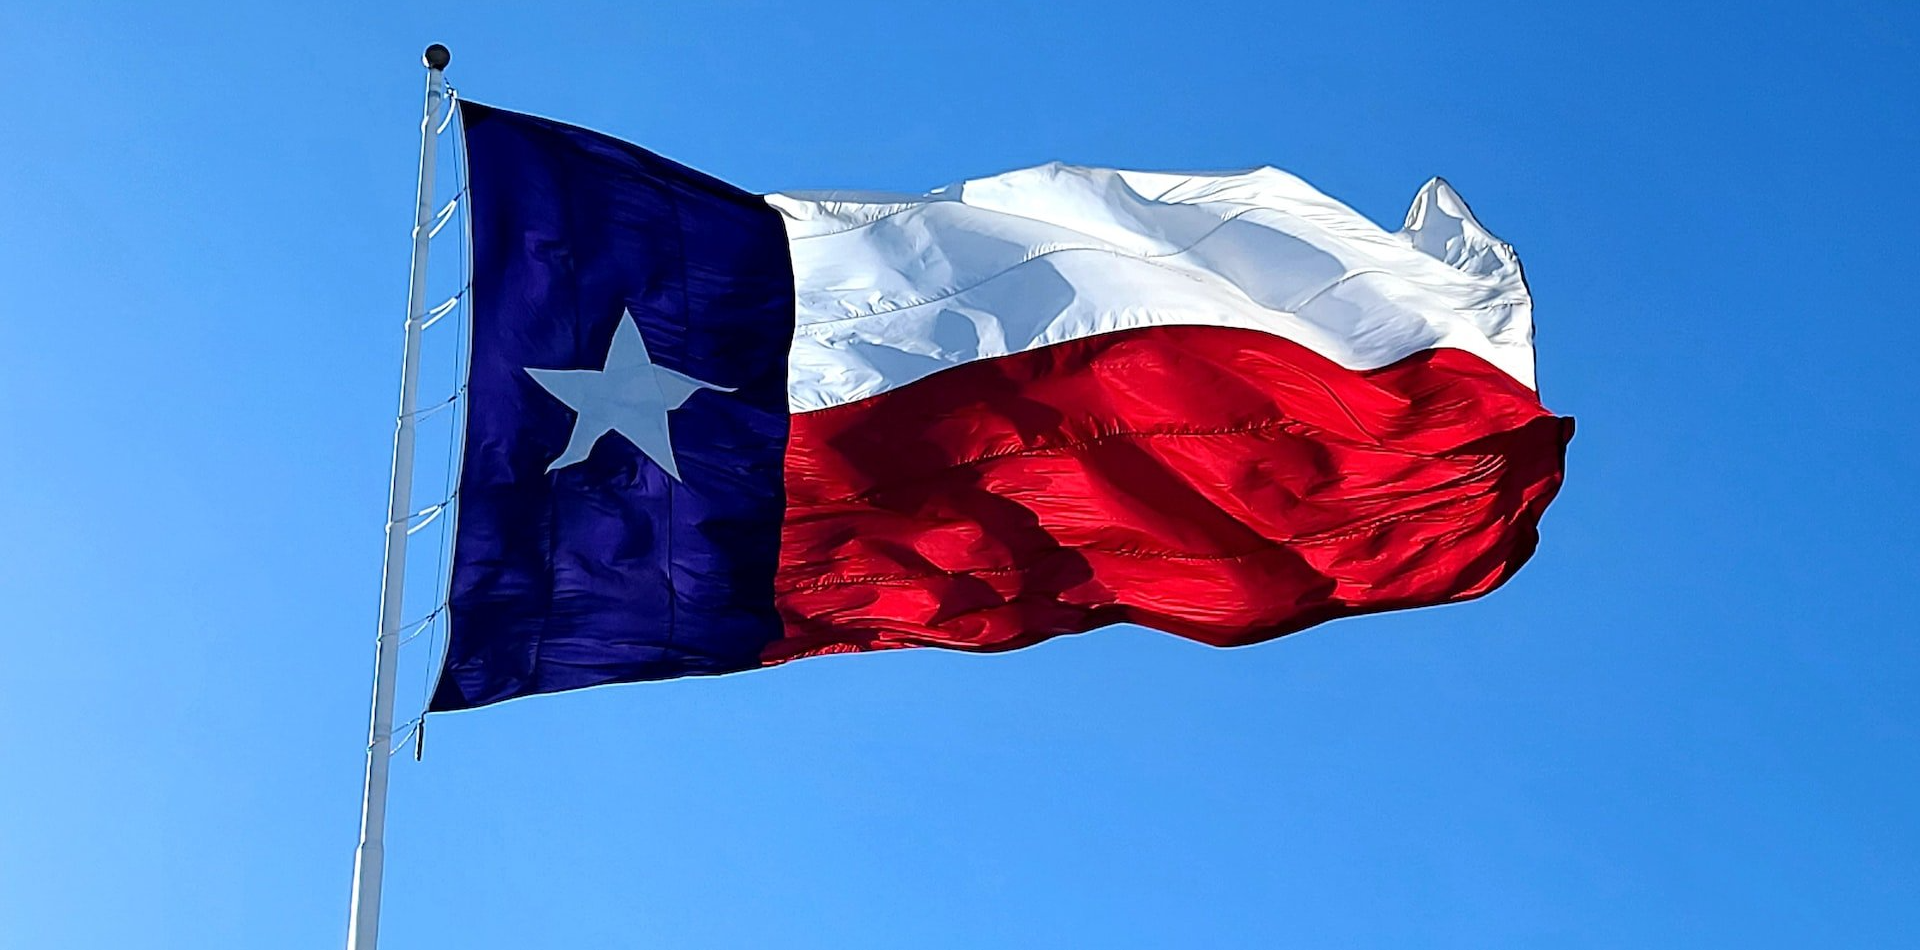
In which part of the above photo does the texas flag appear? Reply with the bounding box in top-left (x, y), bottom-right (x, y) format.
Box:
top-left (429, 102), bottom-right (1572, 712)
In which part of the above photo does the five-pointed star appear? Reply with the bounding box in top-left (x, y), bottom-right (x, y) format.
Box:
top-left (525, 311), bottom-right (731, 480)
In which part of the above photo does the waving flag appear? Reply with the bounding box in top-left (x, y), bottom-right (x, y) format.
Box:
top-left (430, 101), bottom-right (1572, 711)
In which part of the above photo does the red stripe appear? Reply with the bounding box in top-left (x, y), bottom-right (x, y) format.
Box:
top-left (767, 324), bottom-right (1571, 664)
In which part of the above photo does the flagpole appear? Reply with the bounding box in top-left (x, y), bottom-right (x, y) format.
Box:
top-left (346, 43), bottom-right (450, 950)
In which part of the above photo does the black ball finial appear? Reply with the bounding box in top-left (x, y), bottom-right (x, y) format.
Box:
top-left (423, 44), bottom-right (451, 70)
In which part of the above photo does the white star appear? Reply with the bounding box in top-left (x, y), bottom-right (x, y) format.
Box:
top-left (525, 311), bottom-right (732, 480)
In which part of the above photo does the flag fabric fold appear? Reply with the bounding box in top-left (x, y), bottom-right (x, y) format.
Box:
top-left (430, 102), bottom-right (1571, 712)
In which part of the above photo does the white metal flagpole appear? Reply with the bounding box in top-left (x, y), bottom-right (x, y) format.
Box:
top-left (346, 43), bottom-right (451, 950)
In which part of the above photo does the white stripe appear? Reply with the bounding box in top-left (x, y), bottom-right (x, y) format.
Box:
top-left (768, 164), bottom-right (1534, 413)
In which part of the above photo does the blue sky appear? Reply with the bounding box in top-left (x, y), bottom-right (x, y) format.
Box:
top-left (2, 2), bottom-right (1916, 947)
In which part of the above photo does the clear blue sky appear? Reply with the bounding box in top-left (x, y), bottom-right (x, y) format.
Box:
top-left (2, 2), bottom-right (1915, 947)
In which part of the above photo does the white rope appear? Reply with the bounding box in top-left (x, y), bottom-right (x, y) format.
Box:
top-left (401, 501), bottom-right (443, 522)
top-left (387, 718), bottom-right (423, 757)
top-left (435, 86), bottom-right (459, 135)
top-left (412, 86), bottom-right (471, 754)
top-left (405, 503), bottom-right (445, 536)
top-left (402, 391), bottom-right (460, 422)
top-left (398, 610), bottom-right (441, 645)
top-left (427, 196), bottom-right (461, 239)
top-left (420, 291), bottom-right (463, 329)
